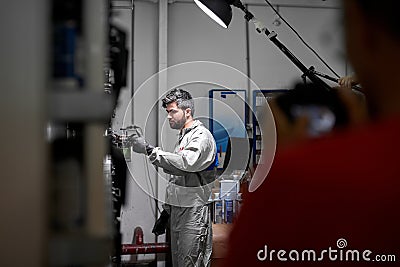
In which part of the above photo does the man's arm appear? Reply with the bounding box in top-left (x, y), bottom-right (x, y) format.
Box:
top-left (149, 135), bottom-right (215, 174)
top-left (160, 160), bottom-right (189, 176)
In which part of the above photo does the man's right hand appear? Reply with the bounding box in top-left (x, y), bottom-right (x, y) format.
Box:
top-left (127, 130), bottom-right (154, 155)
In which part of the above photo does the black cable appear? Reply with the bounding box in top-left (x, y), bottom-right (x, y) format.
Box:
top-left (134, 125), bottom-right (162, 215)
top-left (264, 0), bottom-right (341, 79)
top-left (144, 155), bottom-right (162, 214)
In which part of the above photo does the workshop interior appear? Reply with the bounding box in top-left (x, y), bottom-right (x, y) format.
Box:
top-left (2, 0), bottom-right (354, 266)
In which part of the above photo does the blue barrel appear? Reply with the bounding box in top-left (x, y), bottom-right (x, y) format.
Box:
top-left (225, 199), bottom-right (234, 224)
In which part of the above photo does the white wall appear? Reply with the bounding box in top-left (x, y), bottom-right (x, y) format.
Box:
top-left (248, 5), bottom-right (346, 89)
top-left (112, 0), bottom-right (348, 264)
top-left (111, 1), bottom-right (161, 262)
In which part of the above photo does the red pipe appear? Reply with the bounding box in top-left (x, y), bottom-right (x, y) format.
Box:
top-left (121, 243), bottom-right (169, 254)
top-left (121, 226), bottom-right (169, 255)
top-left (133, 227), bottom-right (144, 245)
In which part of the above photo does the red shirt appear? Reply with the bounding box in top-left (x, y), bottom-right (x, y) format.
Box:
top-left (223, 117), bottom-right (400, 266)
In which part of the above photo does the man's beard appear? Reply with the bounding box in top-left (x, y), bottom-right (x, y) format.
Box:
top-left (169, 117), bottom-right (186, 130)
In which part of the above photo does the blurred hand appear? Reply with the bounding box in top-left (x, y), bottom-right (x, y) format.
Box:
top-left (338, 74), bottom-right (358, 89)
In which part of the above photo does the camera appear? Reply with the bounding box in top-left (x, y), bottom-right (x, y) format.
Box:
top-left (275, 82), bottom-right (349, 137)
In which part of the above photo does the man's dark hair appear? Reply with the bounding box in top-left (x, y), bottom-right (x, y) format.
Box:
top-left (354, 0), bottom-right (400, 39)
top-left (162, 88), bottom-right (195, 116)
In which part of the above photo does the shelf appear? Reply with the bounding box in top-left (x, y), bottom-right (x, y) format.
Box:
top-left (252, 90), bottom-right (289, 166)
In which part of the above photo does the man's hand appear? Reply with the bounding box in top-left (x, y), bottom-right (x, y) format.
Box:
top-left (338, 74), bottom-right (358, 89)
top-left (127, 130), bottom-right (154, 155)
top-left (152, 209), bottom-right (170, 236)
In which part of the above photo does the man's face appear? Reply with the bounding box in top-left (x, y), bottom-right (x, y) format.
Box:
top-left (166, 102), bottom-right (187, 130)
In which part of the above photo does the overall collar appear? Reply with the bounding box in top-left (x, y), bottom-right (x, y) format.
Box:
top-left (179, 120), bottom-right (202, 142)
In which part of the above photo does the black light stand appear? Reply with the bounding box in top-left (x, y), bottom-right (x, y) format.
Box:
top-left (309, 67), bottom-right (363, 92)
top-left (231, 0), bottom-right (333, 91)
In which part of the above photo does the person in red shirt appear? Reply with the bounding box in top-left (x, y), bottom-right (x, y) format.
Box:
top-left (223, 0), bottom-right (400, 266)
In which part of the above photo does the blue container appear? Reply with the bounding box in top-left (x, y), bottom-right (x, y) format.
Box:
top-left (214, 200), bottom-right (223, 224)
top-left (224, 199), bottom-right (234, 224)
